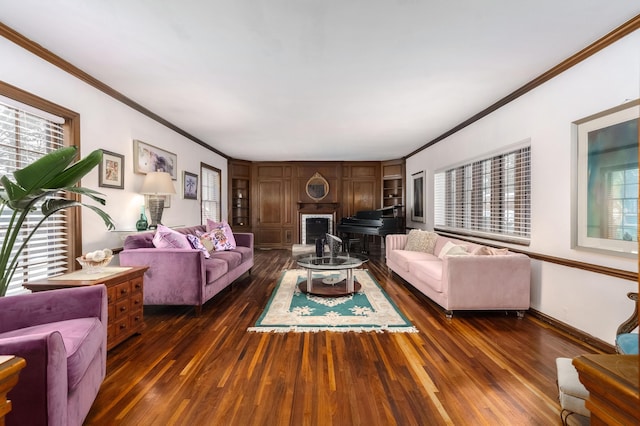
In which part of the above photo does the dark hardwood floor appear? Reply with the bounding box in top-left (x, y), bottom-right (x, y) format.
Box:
top-left (85, 245), bottom-right (602, 425)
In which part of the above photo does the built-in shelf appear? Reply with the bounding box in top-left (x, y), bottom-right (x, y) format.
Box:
top-left (229, 160), bottom-right (251, 231)
top-left (382, 160), bottom-right (405, 231)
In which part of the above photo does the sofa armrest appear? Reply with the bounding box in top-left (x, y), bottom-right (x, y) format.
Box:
top-left (443, 254), bottom-right (531, 309)
top-left (119, 248), bottom-right (206, 304)
top-left (233, 232), bottom-right (254, 250)
top-left (0, 332), bottom-right (68, 425)
top-left (0, 285), bottom-right (107, 333)
top-left (385, 234), bottom-right (408, 258)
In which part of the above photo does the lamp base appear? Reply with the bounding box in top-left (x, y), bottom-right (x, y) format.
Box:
top-left (148, 197), bottom-right (165, 229)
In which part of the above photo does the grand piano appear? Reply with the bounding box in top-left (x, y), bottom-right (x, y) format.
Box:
top-left (336, 207), bottom-right (403, 253)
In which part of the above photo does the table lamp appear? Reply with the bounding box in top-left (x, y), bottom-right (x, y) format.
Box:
top-left (140, 171), bottom-right (176, 229)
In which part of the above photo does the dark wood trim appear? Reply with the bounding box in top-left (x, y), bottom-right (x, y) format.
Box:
top-left (529, 309), bottom-right (614, 354)
top-left (0, 22), bottom-right (229, 160)
top-left (406, 14), bottom-right (640, 158)
top-left (524, 251), bottom-right (638, 282)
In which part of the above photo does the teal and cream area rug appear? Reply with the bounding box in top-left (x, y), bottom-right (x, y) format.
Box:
top-left (248, 269), bottom-right (418, 333)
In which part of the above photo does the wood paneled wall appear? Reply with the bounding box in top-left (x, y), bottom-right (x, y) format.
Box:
top-left (249, 161), bottom-right (382, 248)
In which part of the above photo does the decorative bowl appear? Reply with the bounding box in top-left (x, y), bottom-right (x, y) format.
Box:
top-left (76, 255), bottom-right (113, 273)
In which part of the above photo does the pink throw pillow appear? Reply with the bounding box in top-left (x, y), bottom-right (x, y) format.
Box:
top-left (152, 225), bottom-right (192, 249)
top-left (205, 219), bottom-right (237, 249)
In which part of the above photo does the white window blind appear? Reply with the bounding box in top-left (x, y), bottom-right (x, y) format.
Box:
top-left (0, 99), bottom-right (69, 296)
top-left (434, 145), bottom-right (531, 245)
top-left (201, 164), bottom-right (221, 224)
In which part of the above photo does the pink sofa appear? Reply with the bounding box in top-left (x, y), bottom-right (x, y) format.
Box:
top-left (119, 225), bottom-right (253, 315)
top-left (385, 233), bottom-right (531, 318)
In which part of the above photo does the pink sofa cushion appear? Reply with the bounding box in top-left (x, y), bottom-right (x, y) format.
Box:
top-left (0, 317), bottom-right (103, 391)
top-left (233, 246), bottom-right (253, 263)
top-left (409, 260), bottom-right (444, 292)
top-left (387, 249), bottom-right (438, 271)
top-left (204, 257), bottom-right (229, 284)
top-left (209, 250), bottom-right (242, 269)
top-left (153, 225), bottom-right (192, 249)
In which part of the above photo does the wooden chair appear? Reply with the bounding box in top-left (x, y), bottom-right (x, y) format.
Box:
top-left (615, 292), bottom-right (638, 354)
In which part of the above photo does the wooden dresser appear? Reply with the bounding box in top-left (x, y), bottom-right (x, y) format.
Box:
top-left (0, 355), bottom-right (26, 425)
top-left (24, 266), bottom-right (148, 350)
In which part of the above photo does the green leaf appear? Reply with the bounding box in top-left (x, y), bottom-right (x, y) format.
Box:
top-left (13, 146), bottom-right (78, 193)
top-left (0, 176), bottom-right (27, 203)
top-left (45, 149), bottom-right (103, 188)
top-left (42, 199), bottom-right (115, 230)
top-left (64, 186), bottom-right (107, 206)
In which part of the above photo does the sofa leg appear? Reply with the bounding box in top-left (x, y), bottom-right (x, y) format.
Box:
top-left (516, 310), bottom-right (525, 319)
top-left (445, 310), bottom-right (453, 319)
top-left (194, 304), bottom-right (202, 317)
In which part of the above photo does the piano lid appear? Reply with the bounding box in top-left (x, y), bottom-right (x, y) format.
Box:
top-left (354, 207), bottom-right (395, 220)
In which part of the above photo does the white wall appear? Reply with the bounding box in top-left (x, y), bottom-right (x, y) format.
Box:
top-left (0, 37), bottom-right (228, 255)
top-left (406, 30), bottom-right (639, 345)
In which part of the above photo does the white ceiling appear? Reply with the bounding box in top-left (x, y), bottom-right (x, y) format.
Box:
top-left (1, 1), bottom-right (638, 161)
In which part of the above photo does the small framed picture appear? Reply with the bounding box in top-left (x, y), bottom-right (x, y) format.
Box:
top-left (183, 171), bottom-right (198, 200)
top-left (98, 150), bottom-right (124, 189)
top-left (411, 170), bottom-right (425, 223)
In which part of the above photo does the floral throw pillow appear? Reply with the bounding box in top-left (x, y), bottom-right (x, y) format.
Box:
top-left (205, 219), bottom-right (237, 249)
top-left (200, 226), bottom-right (236, 251)
top-left (186, 234), bottom-right (210, 258)
top-left (152, 225), bottom-right (192, 249)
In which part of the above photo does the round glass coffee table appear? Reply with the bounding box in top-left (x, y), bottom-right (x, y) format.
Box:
top-left (296, 253), bottom-right (368, 296)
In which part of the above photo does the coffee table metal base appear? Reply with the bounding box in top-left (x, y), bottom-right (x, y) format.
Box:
top-left (299, 276), bottom-right (362, 297)
top-left (296, 253), bottom-right (368, 297)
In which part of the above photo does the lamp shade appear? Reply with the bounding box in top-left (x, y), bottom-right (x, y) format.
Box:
top-left (140, 172), bottom-right (176, 195)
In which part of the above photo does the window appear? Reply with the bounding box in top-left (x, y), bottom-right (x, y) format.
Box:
top-left (200, 163), bottom-right (221, 224)
top-left (0, 90), bottom-right (79, 296)
top-left (434, 145), bottom-right (531, 244)
top-left (603, 165), bottom-right (638, 242)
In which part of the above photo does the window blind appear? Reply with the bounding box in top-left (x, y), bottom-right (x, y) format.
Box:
top-left (200, 164), bottom-right (221, 224)
top-left (0, 100), bottom-right (68, 296)
top-left (434, 145), bottom-right (531, 245)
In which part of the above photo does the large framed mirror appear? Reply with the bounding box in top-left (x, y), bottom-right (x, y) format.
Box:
top-left (306, 172), bottom-right (329, 201)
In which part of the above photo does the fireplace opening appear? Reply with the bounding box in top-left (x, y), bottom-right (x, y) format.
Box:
top-left (305, 217), bottom-right (329, 244)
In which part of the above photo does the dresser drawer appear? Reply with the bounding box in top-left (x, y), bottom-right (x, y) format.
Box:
top-left (115, 299), bottom-right (129, 319)
top-left (115, 281), bottom-right (130, 300)
top-left (114, 316), bottom-right (130, 338)
top-left (130, 292), bottom-right (143, 312)
top-left (130, 276), bottom-right (143, 294)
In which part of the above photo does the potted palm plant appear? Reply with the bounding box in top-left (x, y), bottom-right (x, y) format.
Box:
top-left (0, 146), bottom-right (115, 296)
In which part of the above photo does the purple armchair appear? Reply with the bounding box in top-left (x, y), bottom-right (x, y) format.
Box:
top-left (0, 285), bottom-right (108, 426)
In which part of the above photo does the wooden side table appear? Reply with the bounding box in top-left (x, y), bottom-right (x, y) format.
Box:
top-left (573, 354), bottom-right (639, 425)
top-left (24, 266), bottom-right (148, 350)
top-left (0, 355), bottom-right (26, 426)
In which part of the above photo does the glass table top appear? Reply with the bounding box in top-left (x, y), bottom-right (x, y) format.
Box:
top-left (296, 253), bottom-right (368, 270)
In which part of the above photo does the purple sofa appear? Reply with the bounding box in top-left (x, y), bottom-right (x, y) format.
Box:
top-left (0, 285), bottom-right (108, 426)
top-left (119, 225), bottom-right (254, 315)
top-left (386, 233), bottom-right (531, 317)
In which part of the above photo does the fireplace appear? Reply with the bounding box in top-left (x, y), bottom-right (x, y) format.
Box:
top-left (300, 214), bottom-right (334, 244)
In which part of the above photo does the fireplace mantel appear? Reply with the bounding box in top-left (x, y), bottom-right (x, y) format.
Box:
top-left (296, 201), bottom-right (339, 212)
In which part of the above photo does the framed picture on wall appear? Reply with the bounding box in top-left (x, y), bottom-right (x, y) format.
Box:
top-left (411, 171), bottom-right (425, 223)
top-left (133, 139), bottom-right (177, 179)
top-left (183, 171), bottom-right (198, 200)
top-left (98, 150), bottom-right (124, 189)
top-left (574, 99), bottom-right (639, 257)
